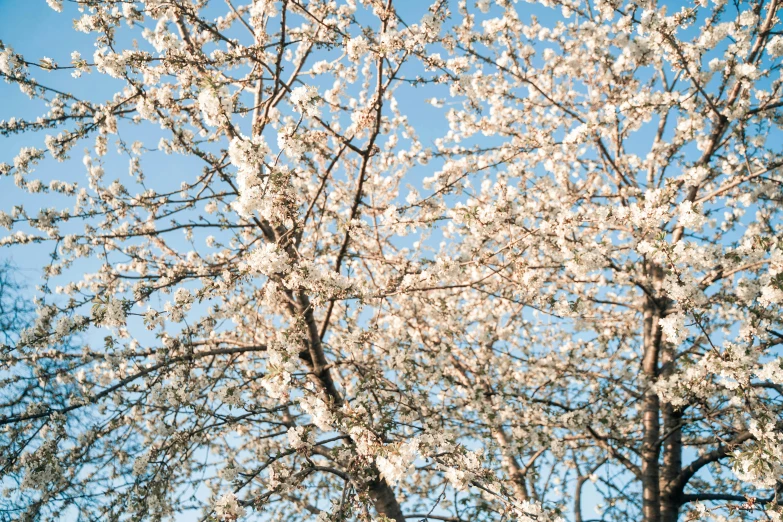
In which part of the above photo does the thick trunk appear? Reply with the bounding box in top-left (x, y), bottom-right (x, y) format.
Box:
top-left (660, 343), bottom-right (683, 522)
top-left (642, 263), bottom-right (664, 522)
top-left (660, 407), bottom-right (683, 522)
top-left (368, 477), bottom-right (406, 522)
top-left (641, 385), bottom-right (661, 522)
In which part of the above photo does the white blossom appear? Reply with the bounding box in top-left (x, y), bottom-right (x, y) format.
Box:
top-left (346, 35), bottom-right (369, 61)
top-left (214, 493), bottom-right (246, 521)
top-left (289, 85), bottom-right (320, 117)
top-left (245, 243), bottom-right (290, 276)
top-left (768, 35), bottom-right (783, 57)
top-left (660, 312), bottom-right (687, 345)
top-left (46, 0), bottom-right (63, 12)
top-left (198, 85), bottom-right (232, 127)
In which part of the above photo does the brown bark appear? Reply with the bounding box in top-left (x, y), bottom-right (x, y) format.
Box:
top-left (660, 406), bottom-right (682, 522)
top-left (641, 262), bottom-right (664, 522)
top-left (368, 477), bottom-right (406, 522)
top-left (659, 340), bottom-right (682, 522)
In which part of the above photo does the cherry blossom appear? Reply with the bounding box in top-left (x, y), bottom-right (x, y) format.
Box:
top-left (0, 0), bottom-right (782, 521)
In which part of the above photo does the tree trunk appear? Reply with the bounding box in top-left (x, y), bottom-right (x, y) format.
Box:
top-left (660, 341), bottom-right (683, 522)
top-left (368, 477), bottom-right (406, 522)
top-left (642, 263), bottom-right (664, 522)
top-left (660, 406), bottom-right (683, 522)
top-left (642, 381), bottom-right (661, 522)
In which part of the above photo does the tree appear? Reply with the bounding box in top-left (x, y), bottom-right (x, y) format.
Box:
top-left (1, 0), bottom-right (782, 520)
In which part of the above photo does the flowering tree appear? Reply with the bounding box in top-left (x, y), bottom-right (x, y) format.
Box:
top-left (1, 0), bottom-right (783, 521)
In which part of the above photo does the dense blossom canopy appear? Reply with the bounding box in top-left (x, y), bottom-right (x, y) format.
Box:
top-left (1, 0), bottom-right (783, 521)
